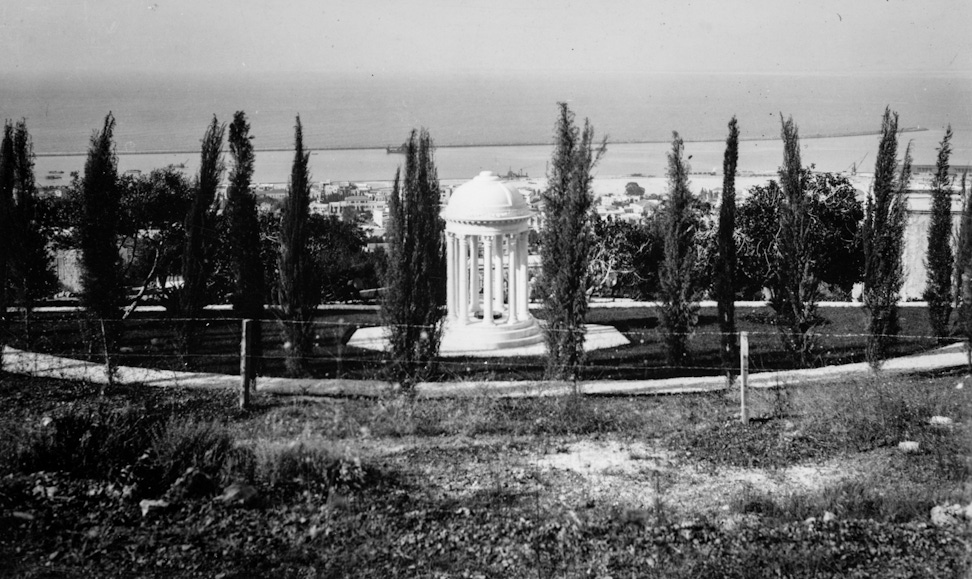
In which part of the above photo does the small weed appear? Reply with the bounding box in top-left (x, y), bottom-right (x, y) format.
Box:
top-left (248, 438), bottom-right (369, 494)
top-left (800, 375), bottom-right (970, 453)
top-left (729, 477), bottom-right (948, 524)
top-left (131, 419), bottom-right (235, 497)
top-left (3, 402), bottom-right (161, 478)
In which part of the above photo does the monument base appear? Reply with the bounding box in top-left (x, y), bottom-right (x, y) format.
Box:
top-left (346, 319), bottom-right (629, 358)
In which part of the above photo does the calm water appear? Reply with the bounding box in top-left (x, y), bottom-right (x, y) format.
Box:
top-left (3, 71), bottom-right (970, 182)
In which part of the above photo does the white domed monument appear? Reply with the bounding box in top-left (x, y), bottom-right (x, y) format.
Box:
top-left (347, 171), bottom-right (628, 357)
top-left (438, 170), bottom-right (544, 352)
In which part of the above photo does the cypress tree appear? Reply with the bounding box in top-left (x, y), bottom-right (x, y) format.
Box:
top-left (78, 113), bottom-right (124, 323)
top-left (863, 108), bottom-right (911, 366)
top-left (225, 111), bottom-right (265, 322)
top-left (953, 171), bottom-right (969, 305)
top-left (538, 103), bottom-right (605, 380)
top-left (659, 131), bottom-right (701, 366)
top-left (924, 126), bottom-right (954, 342)
top-left (180, 116), bottom-right (225, 362)
top-left (715, 117), bottom-right (739, 375)
top-left (380, 128), bottom-right (446, 385)
top-left (0, 122), bottom-right (13, 330)
top-left (956, 171), bottom-right (972, 367)
top-left (277, 115), bottom-right (319, 376)
top-left (772, 115), bottom-right (818, 367)
top-left (10, 120), bottom-right (56, 342)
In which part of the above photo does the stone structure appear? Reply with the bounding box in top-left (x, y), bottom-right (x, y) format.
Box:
top-left (346, 170), bottom-right (629, 357)
top-left (439, 171), bottom-right (544, 352)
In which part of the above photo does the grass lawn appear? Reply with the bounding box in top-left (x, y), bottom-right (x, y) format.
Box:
top-left (4, 305), bottom-right (944, 381)
top-left (1, 370), bottom-right (970, 577)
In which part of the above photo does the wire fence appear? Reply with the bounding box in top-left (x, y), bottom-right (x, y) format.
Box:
top-left (0, 305), bottom-right (963, 390)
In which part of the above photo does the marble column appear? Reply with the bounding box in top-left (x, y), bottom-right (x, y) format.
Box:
top-left (482, 235), bottom-right (494, 326)
top-left (493, 236), bottom-right (503, 313)
top-left (458, 235), bottom-right (468, 324)
top-left (445, 232), bottom-right (455, 319)
top-left (518, 230), bottom-right (529, 319)
top-left (470, 235), bottom-right (480, 314)
top-left (507, 233), bottom-right (518, 324)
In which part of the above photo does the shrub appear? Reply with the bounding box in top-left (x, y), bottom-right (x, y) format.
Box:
top-left (250, 439), bottom-right (368, 494)
top-left (730, 478), bottom-right (942, 524)
top-left (133, 418), bottom-right (235, 496)
top-left (4, 403), bottom-right (160, 478)
top-left (801, 376), bottom-right (957, 453)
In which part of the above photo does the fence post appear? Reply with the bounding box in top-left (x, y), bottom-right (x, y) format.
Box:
top-left (100, 318), bottom-right (114, 390)
top-left (740, 331), bottom-right (749, 424)
top-left (240, 319), bottom-right (254, 409)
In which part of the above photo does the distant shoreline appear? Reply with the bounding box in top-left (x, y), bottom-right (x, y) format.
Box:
top-left (33, 127), bottom-right (927, 158)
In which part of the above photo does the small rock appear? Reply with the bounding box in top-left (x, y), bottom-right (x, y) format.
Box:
top-left (720, 513), bottom-right (757, 532)
top-left (218, 483), bottom-right (258, 507)
top-left (931, 504), bottom-right (962, 527)
top-left (804, 516), bottom-right (817, 525)
top-left (929, 415), bottom-right (954, 427)
top-left (822, 511), bottom-right (836, 522)
top-left (119, 346), bottom-right (134, 354)
top-left (964, 503), bottom-right (972, 521)
top-left (11, 511), bottom-right (35, 522)
top-left (139, 499), bottom-right (171, 518)
top-left (168, 467), bottom-right (215, 500)
top-left (40, 416), bottom-right (53, 428)
top-left (956, 381), bottom-right (964, 390)
top-left (898, 440), bottom-right (920, 453)
top-left (620, 509), bottom-right (651, 526)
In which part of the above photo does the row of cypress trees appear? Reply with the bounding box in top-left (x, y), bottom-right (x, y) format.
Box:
top-left (67, 112), bottom-right (323, 374)
top-left (3, 104), bottom-right (963, 382)
top-left (668, 108), bottom-right (963, 372)
top-left (361, 103), bottom-right (969, 384)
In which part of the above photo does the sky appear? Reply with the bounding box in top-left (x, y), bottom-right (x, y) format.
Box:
top-left (1, 0), bottom-right (970, 77)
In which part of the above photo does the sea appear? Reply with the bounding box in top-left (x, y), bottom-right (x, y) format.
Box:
top-left (2, 71), bottom-right (970, 184)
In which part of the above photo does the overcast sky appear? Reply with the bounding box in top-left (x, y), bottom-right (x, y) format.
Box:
top-left (1, 0), bottom-right (970, 76)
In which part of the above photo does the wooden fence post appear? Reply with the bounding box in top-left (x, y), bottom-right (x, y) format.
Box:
top-left (240, 319), bottom-right (254, 409)
top-left (100, 318), bottom-right (114, 390)
top-left (740, 331), bottom-right (749, 424)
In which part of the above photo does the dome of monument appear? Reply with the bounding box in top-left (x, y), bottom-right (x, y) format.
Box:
top-left (441, 171), bottom-right (533, 222)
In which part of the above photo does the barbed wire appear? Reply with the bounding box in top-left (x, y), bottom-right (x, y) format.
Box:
top-left (3, 312), bottom-right (968, 384)
top-left (4, 314), bottom-right (966, 341)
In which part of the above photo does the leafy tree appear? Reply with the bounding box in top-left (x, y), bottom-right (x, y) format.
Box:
top-left (117, 168), bottom-right (193, 316)
top-left (77, 113), bottom-right (124, 324)
top-left (0, 122), bottom-right (13, 331)
top-left (863, 108), bottom-right (911, 367)
top-left (588, 216), bottom-right (655, 298)
top-left (380, 128), bottom-right (446, 385)
top-left (308, 215), bottom-right (370, 301)
top-left (277, 116), bottom-right (319, 376)
top-left (715, 117), bottom-right (739, 374)
top-left (738, 172), bottom-right (863, 300)
top-left (630, 196), bottom-right (714, 302)
top-left (538, 103), bottom-right (605, 380)
top-left (956, 171), bottom-right (972, 367)
top-left (224, 111), bottom-right (265, 322)
top-left (925, 126), bottom-right (954, 342)
top-left (659, 132), bottom-right (701, 366)
top-left (773, 116), bottom-right (817, 367)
